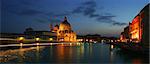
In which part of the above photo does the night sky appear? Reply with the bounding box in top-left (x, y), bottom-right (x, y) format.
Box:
top-left (1, 0), bottom-right (148, 37)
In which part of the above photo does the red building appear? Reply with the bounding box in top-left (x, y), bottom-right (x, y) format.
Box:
top-left (129, 15), bottom-right (142, 43)
top-left (120, 26), bottom-right (130, 43)
top-left (120, 4), bottom-right (149, 45)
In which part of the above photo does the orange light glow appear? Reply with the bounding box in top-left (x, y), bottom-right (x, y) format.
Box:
top-left (129, 15), bottom-right (142, 43)
top-left (70, 43), bottom-right (72, 46)
top-left (61, 43), bottom-right (64, 46)
top-left (36, 43), bottom-right (39, 45)
top-left (111, 45), bottom-right (114, 49)
top-left (35, 38), bottom-right (40, 41)
top-left (49, 38), bottom-right (53, 41)
top-left (20, 43), bottom-right (23, 46)
top-left (50, 43), bottom-right (52, 45)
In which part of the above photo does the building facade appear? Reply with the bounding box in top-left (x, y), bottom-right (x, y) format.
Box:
top-left (129, 4), bottom-right (149, 44)
top-left (129, 15), bottom-right (142, 43)
top-left (51, 17), bottom-right (77, 42)
top-left (140, 4), bottom-right (149, 48)
top-left (120, 26), bottom-right (130, 42)
top-left (24, 28), bottom-right (56, 40)
top-left (120, 4), bottom-right (149, 47)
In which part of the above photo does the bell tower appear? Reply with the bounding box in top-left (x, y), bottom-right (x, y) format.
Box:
top-left (50, 24), bottom-right (53, 32)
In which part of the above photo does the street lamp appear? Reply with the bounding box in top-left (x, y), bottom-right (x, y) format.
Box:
top-left (35, 38), bottom-right (40, 42)
top-left (49, 38), bottom-right (53, 41)
top-left (18, 37), bottom-right (24, 43)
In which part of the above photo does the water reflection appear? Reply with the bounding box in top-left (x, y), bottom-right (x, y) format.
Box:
top-left (36, 46), bottom-right (40, 63)
top-left (109, 44), bottom-right (147, 64)
top-left (109, 45), bottom-right (114, 64)
top-left (54, 43), bottom-right (85, 63)
top-left (0, 43), bottom-right (149, 63)
top-left (0, 46), bottom-right (45, 63)
top-left (132, 59), bottom-right (141, 64)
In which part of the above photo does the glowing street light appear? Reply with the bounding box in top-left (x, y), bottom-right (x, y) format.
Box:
top-left (77, 43), bottom-right (80, 45)
top-left (49, 38), bottom-right (53, 41)
top-left (35, 38), bottom-right (40, 41)
top-left (111, 45), bottom-right (114, 49)
top-left (50, 43), bottom-right (53, 45)
top-left (86, 39), bottom-right (88, 41)
top-left (19, 37), bottom-right (24, 40)
top-left (18, 37), bottom-right (24, 42)
top-left (36, 43), bottom-right (39, 45)
top-left (70, 43), bottom-right (72, 46)
top-left (20, 43), bottom-right (23, 46)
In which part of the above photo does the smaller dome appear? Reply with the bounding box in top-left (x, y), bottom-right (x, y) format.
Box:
top-left (61, 16), bottom-right (71, 27)
top-left (25, 27), bottom-right (33, 31)
top-left (61, 21), bottom-right (71, 27)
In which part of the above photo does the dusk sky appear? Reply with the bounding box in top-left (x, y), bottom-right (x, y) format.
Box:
top-left (1, 0), bottom-right (149, 37)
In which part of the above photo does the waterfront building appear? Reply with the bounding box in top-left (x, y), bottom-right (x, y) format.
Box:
top-left (0, 33), bottom-right (24, 39)
top-left (129, 15), bottom-right (142, 43)
top-left (120, 26), bottom-right (130, 42)
top-left (24, 28), bottom-right (56, 40)
top-left (120, 32), bottom-right (125, 42)
top-left (140, 4), bottom-right (149, 48)
top-left (85, 34), bottom-right (101, 42)
top-left (129, 4), bottom-right (149, 44)
top-left (120, 4), bottom-right (149, 47)
top-left (51, 16), bottom-right (77, 42)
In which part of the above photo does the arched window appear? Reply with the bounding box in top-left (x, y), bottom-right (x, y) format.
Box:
top-left (59, 31), bottom-right (61, 33)
top-left (65, 30), bottom-right (68, 33)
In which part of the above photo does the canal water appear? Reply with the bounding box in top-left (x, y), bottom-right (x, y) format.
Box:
top-left (0, 43), bottom-right (149, 63)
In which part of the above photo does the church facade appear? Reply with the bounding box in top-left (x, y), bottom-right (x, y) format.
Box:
top-left (50, 17), bottom-right (76, 42)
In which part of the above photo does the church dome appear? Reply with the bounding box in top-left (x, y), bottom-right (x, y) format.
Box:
top-left (54, 24), bottom-right (59, 28)
top-left (61, 20), bottom-right (71, 27)
top-left (59, 17), bottom-right (71, 30)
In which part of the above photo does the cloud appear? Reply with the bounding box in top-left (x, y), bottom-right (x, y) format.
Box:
top-left (17, 9), bottom-right (44, 16)
top-left (2, 0), bottom-right (61, 24)
top-left (89, 14), bottom-right (100, 18)
top-left (113, 22), bottom-right (127, 26)
top-left (53, 12), bottom-right (71, 17)
top-left (72, 0), bottom-right (96, 17)
top-left (35, 19), bottom-right (48, 23)
top-left (2, 0), bottom-right (44, 16)
top-left (4, 0), bottom-right (127, 26)
top-left (71, 0), bottom-right (127, 26)
top-left (96, 15), bottom-right (127, 26)
top-left (49, 0), bottom-right (127, 26)
top-left (7, 8), bottom-right (47, 16)
top-left (96, 15), bottom-right (116, 21)
top-left (55, 0), bottom-right (97, 17)
top-left (49, 18), bottom-right (62, 23)
top-left (35, 18), bottom-right (61, 24)
top-left (72, 6), bottom-right (84, 14)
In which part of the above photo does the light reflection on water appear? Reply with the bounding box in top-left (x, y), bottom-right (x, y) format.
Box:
top-left (0, 46), bottom-right (45, 62)
top-left (0, 43), bottom-right (149, 63)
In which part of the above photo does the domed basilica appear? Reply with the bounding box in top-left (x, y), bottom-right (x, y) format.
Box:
top-left (50, 16), bottom-right (76, 42)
